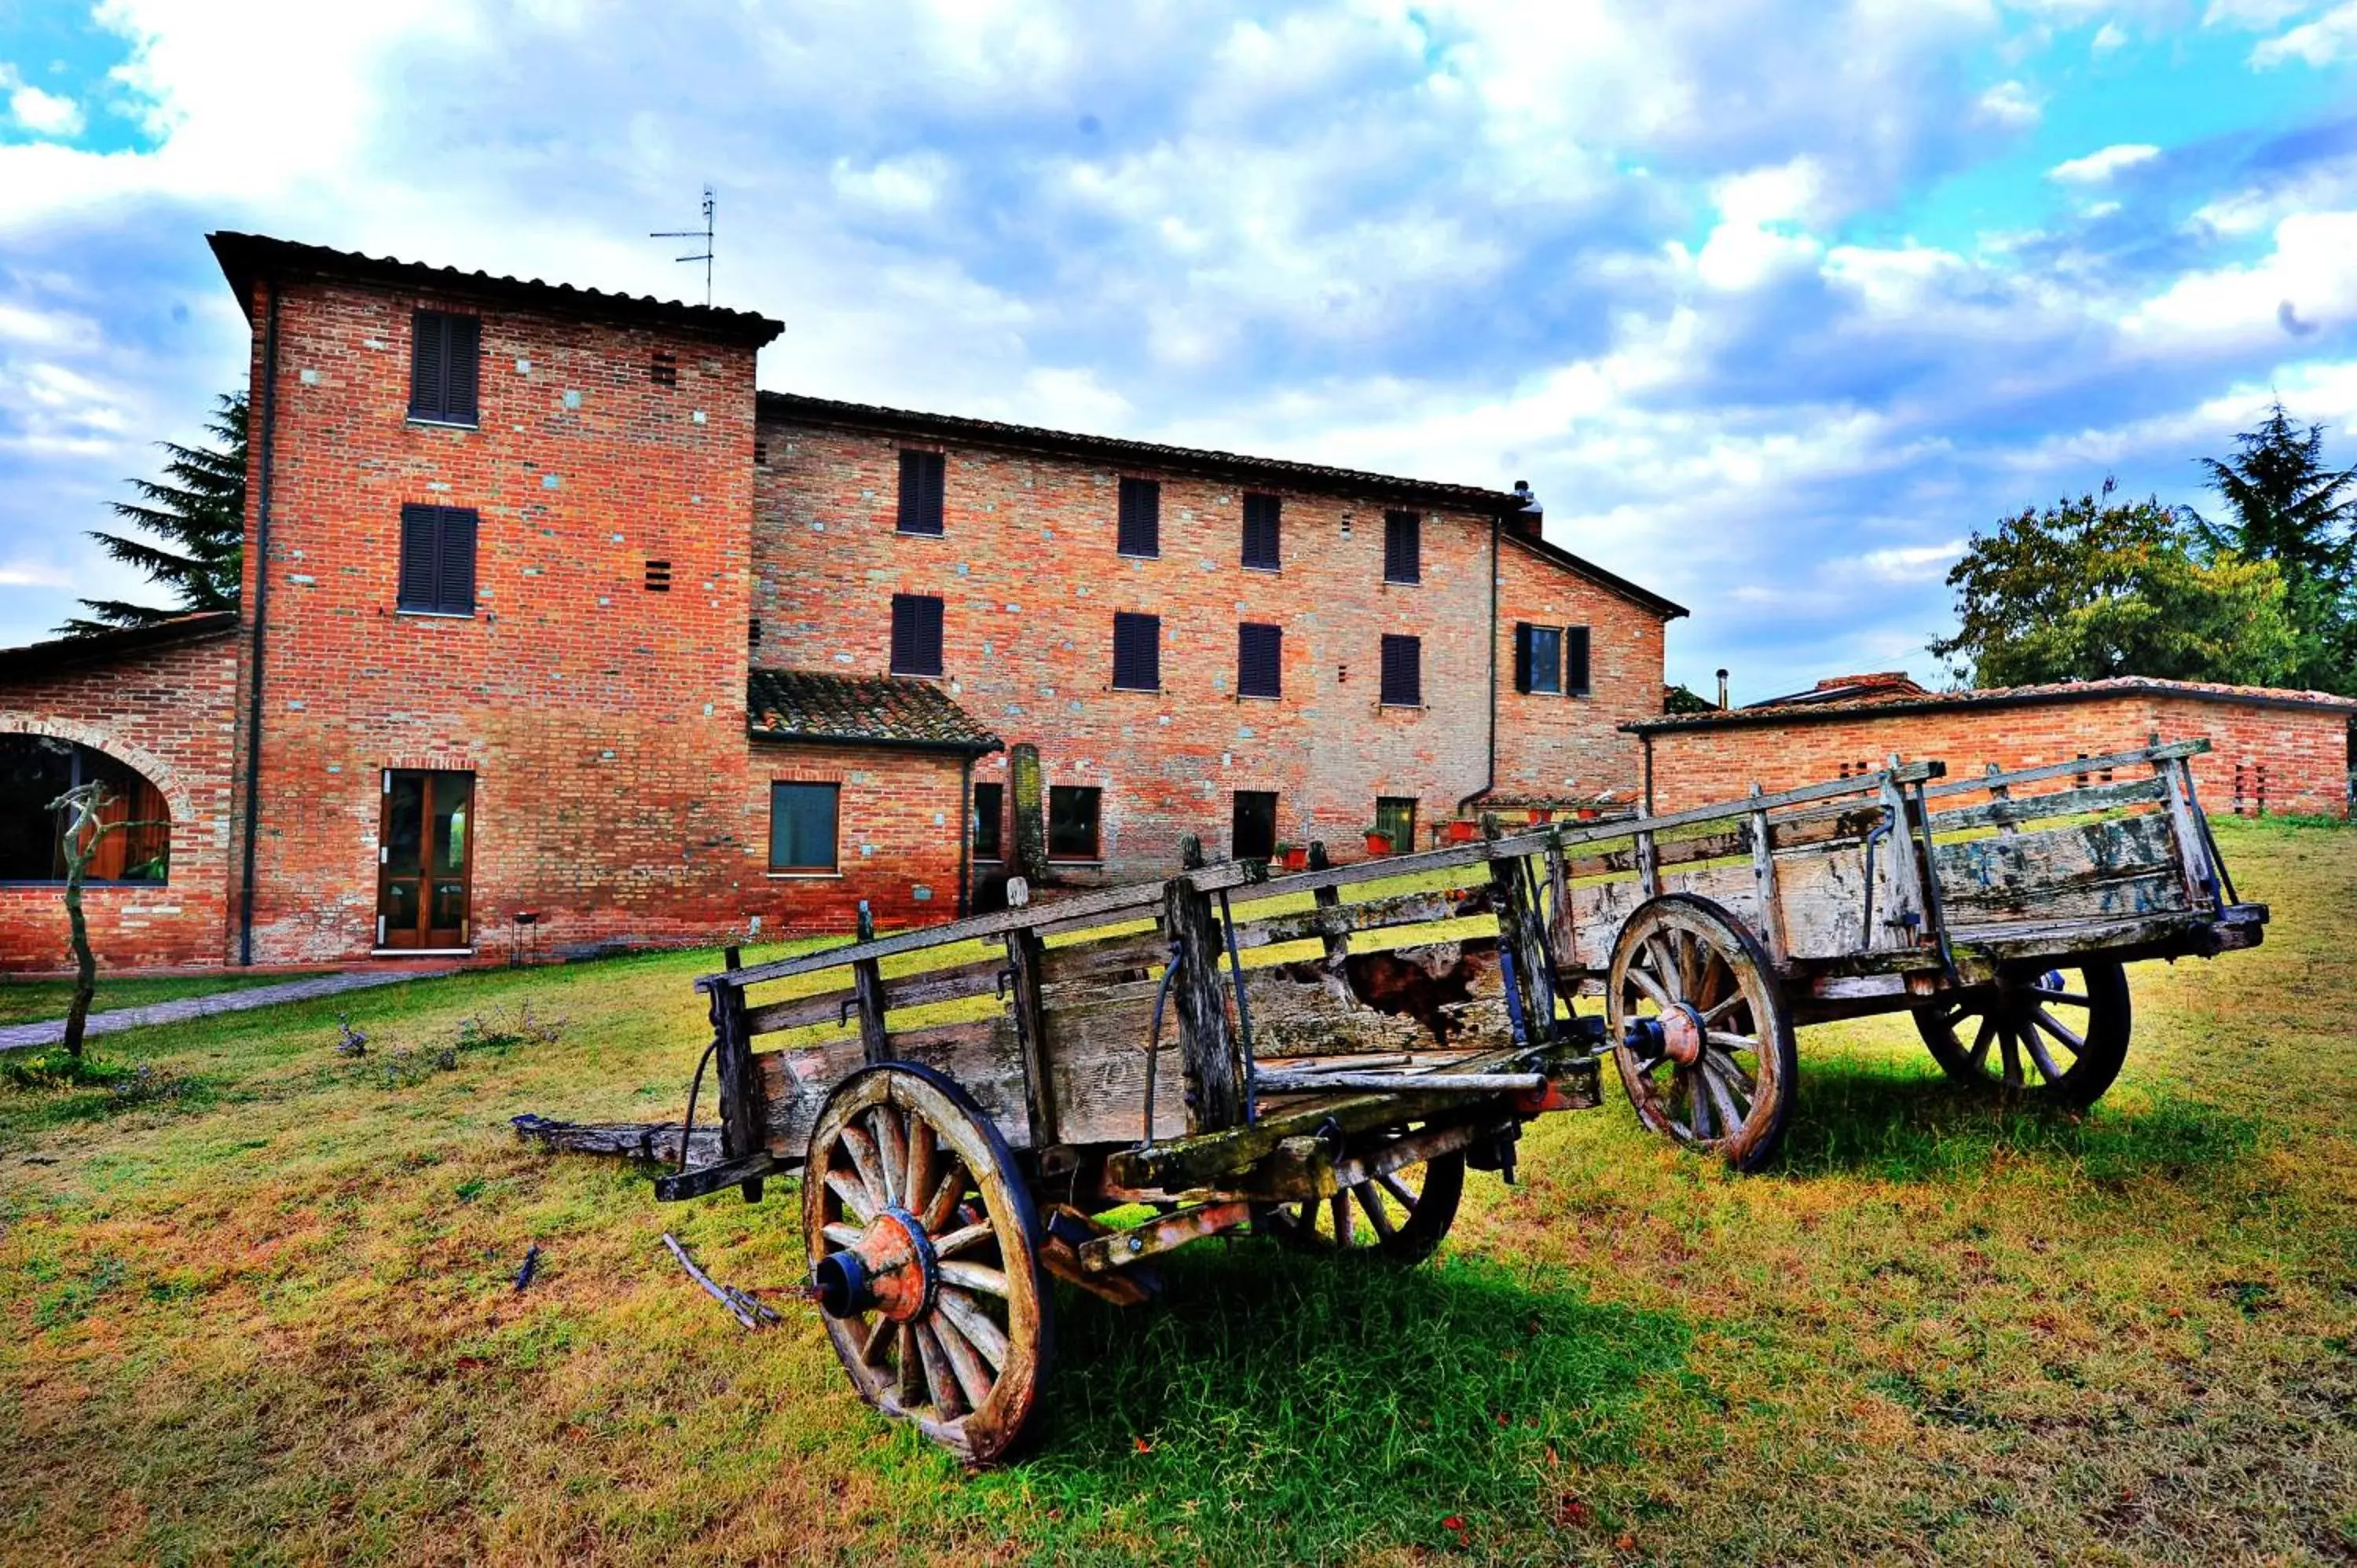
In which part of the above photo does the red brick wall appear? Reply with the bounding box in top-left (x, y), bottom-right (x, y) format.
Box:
top-left (1638, 693), bottom-right (2353, 818)
top-left (756, 416), bottom-right (1666, 878)
top-left (750, 742), bottom-right (970, 935)
top-left (0, 631), bottom-right (239, 970)
top-left (1491, 534), bottom-right (1663, 811)
top-left (229, 273), bottom-right (785, 964)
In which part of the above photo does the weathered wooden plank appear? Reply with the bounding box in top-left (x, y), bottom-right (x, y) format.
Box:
top-left (1037, 928), bottom-right (1168, 985)
top-left (849, 903), bottom-right (890, 1065)
top-left (1486, 828), bottom-right (1562, 1045)
top-left (1233, 885), bottom-right (1493, 951)
top-left (1749, 794), bottom-right (1787, 965)
top-left (1237, 942), bottom-right (1512, 1058)
top-left (1165, 859), bottom-right (1248, 1134)
top-left (1927, 775), bottom-right (2166, 833)
top-left (1003, 926), bottom-right (1058, 1149)
top-left (511, 1114), bottom-right (720, 1167)
top-left (1933, 813), bottom-right (2188, 924)
top-left (1923, 738), bottom-right (2206, 800)
top-left (882, 958), bottom-right (1007, 1013)
top-left (1039, 980), bottom-right (1188, 1146)
top-left (710, 950), bottom-right (762, 1196)
top-left (743, 985), bottom-right (858, 1038)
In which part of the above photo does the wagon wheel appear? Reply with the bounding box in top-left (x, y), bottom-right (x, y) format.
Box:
top-left (1607, 894), bottom-right (1798, 1174)
top-left (1914, 960), bottom-right (2131, 1108)
top-left (1259, 1130), bottom-right (1465, 1263)
top-left (803, 1062), bottom-right (1051, 1467)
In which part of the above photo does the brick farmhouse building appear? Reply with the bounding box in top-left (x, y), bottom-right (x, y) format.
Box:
top-left (0, 233), bottom-right (1684, 973)
top-left (1629, 671), bottom-right (2357, 817)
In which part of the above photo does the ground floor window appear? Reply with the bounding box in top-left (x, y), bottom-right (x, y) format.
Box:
top-left (972, 782), bottom-right (1004, 860)
top-left (379, 770), bottom-right (474, 949)
top-left (1048, 785), bottom-right (1101, 861)
top-left (1231, 789), bottom-right (1277, 861)
top-left (1375, 796), bottom-right (1417, 852)
top-left (0, 735), bottom-right (170, 884)
top-left (771, 781), bottom-right (841, 873)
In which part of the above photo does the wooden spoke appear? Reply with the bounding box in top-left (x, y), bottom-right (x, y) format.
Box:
top-left (1375, 1171), bottom-right (1420, 1211)
top-left (1686, 1068), bottom-right (1713, 1139)
top-left (939, 1260), bottom-right (1010, 1298)
top-left (1999, 1023), bottom-right (2024, 1087)
top-left (904, 1116), bottom-right (937, 1216)
top-left (920, 1164), bottom-right (966, 1233)
top-left (822, 1222), bottom-right (865, 1247)
top-left (930, 1310), bottom-right (995, 1410)
top-left (1623, 962), bottom-right (1674, 1011)
top-left (1331, 1192), bottom-right (1355, 1247)
top-left (2029, 1007), bottom-right (2085, 1056)
top-left (1916, 962), bottom-right (2132, 1110)
top-left (1967, 1013), bottom-right (1996, 1071)
top-left (1701, 1057), bottom-right (1748, 1132)
top-left (915, 1323), bottom-right (966, 1419)
top-left (2029, 987), bottom-right (2088, 1006)
top-left (2020, 1026), bottom-right (2066, 1085)
top-left (870, 1105), bottom-right (907, 1207)
top-left (931, 1221), bottom-right (994, 1258)
top-left (840, 1124), bottom-right (889, 1211)
top-left (859, 1312), bottom-right (895, 1365)
top-left (826, 1170), bottom-right (875, 1225)
top-left (897, 1324), bottom-right (923, 1407)
top-left (1706, 1029), bottom-right (1759, 1054)
top-left (1699, 991), bottom-right (1748, 1027)
top-left (936, 1287), bottom-right (1009, 1370)
top-left (1354, 1182), bottom-right (1397, 1238)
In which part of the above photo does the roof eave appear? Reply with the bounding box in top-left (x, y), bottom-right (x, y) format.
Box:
top-left (1500, 530), bottom-right (1689, 621)
top-left (1625, 681), bottom-right (2357, 735)
top-left (747, 727), bottom-right (1004, 757)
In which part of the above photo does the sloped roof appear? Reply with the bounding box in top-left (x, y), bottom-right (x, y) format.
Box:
top-left (747, 668), bottom-right (1002, 754)
top-left (0, 611), bottom-right (240, 683)
top-left (209, 233), bottom-right (785, 346)
top-left (1499, 529), bottom-right (1689, 621)
top-left (1628, 673), bottom-right (2357, 734)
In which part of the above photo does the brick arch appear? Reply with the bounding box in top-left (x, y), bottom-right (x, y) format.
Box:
top-left (0, 712), bottom-right (200, 831)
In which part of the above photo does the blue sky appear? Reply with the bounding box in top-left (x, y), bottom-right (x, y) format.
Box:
top-left (2, 1), bottom-right (2354, 702)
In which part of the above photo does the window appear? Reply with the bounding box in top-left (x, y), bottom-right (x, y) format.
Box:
top-left (1380, 633), bottom-right (1422, 706)
top-left (398, 504), bottom-right (478, 616)
top-left (973, 782), bottom-right (1004, 860)
top-left (890, 594), bottom-right (945, 676)
top-left (1241, 492), bottom-right (1281, 570)
top-left (898, 449), bottom-right (946, 535)
top-left (1515, 624), bottom-right (1563, 694)
top-left (1118, 477), bottom-right (1160, 558)
top-left (1375, 796), bottom-right (1417, 852)
top-left (408, 310), bottom-right (480, 425)
top-left (1565, 625), bottom-right (1592, 695)
top-left (1048, 786), bottom-right (1102, 861)
top-left (749, 617), bottom-right (762, 649)
top-left (769, 782), bottom-right (840, 874)
top-left (1113, 611), bottom-right (1160, 691)
top-left (0, 737), bottom-right (169, 885)
top-left (1231, 790), bottom-right (1278, 861)
top-left (1384, 510), bottom-right (1420, 584)
top-left (1237, 622), bottom-right (1282, 698)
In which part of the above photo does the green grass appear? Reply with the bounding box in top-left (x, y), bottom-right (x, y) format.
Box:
top-left (0, 969), bottom-right (335, 1026)
top-left (0, 819), bottom-right (2352, 1564)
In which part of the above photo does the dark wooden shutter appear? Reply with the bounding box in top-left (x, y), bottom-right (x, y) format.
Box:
top-left (899, 449), bottom-right (945, 535)
top-left (1565, 625), bottom-right (1592, 695)
top-left (398, 504), bottom-right (438, 610)
top-left (1384, 511), bottom-right (1420, 583)
top-left (409, 311), bottom-right (479, 423)
top-left (1242, 493), bottom-right (1281, 569)
top-left (1113, 611), bottom-right (1160, 690)
top-left (1512, 624), bottom-right (1534, 693)
top-left (1237, 623), bottom-right (1281, 698)
top-left (1380, 634), bottom-right (1421, 706)
top-left (891, 594), bottom-right (944, 675)
top-left (436, 507), bottom-right (477, 614)
top-left (1118, 477), bottom-right (1160, 557)
top-left (445, 315), bottom-right (479, 422)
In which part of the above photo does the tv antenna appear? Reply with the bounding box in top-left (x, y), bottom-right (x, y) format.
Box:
top-left (651, 185), bottom-right (715, 305)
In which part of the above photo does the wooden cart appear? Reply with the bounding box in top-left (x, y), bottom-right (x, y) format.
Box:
top-left (654, 738), bottom-right (2261, 1462)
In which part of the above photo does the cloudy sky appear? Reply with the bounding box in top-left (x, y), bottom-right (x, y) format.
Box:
top-left (2, 1), bottom-right (2354, 702)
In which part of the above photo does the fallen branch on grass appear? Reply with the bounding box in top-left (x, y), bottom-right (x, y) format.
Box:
top-left (662, 1233), bottom-right (784, 1331)
top-left (509, 1115), bottom-right (720, 1166)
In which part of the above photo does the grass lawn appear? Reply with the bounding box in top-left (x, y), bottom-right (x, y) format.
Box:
top-left (0, 817), bottom-right (2351, 1565)
top-left (0, 970), bottom-right (335, 1028)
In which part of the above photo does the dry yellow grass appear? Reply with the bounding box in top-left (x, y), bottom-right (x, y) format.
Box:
top-left (1, 817), bottom-right (2351, 1565)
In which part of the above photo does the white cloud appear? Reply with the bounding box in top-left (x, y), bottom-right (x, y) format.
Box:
top-left (0, 62), bottom-right (85, 138)
top-left (2201, 0), bottom-right (2315, 27)
top-left (1853, 541), bottom-right (1964, 581)
top-left (2120, 210), bottom-right (2357, 350)
top-left (2091, 20), bottom-right (2129, 50)
top-left (1978, 79), bottom-right (2043, 126)
top-left (2250, 1), bottom-right (2357, 63)
top-left (829, 154), bottom-right (951, 215)
top-left (2048, 142), bottom-right (2161, 183)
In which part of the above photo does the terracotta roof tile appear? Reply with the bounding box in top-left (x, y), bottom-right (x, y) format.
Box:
top-left (747, 668), bottom-right (1002, 754)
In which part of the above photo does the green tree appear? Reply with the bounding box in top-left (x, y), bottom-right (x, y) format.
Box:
top-left (2186, 398), bottom-right (2357, 692)
top-left (59, 390), bottom-right (247, 636)
top-left (1930, 481), bottom-right (2299, 689)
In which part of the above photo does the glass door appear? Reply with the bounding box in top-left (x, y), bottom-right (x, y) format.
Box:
top-left (378, 770), bottom-right (474, 950)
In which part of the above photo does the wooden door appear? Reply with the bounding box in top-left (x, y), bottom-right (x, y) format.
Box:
top-left (378, 770), bottom-right (474, 950)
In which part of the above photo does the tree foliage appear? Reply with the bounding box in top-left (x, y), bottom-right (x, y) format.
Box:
top-left (60, 391), bottom-right (247, 636)
top-left (2184, 398), bottom-right (2357, 694)
top-left (1930, 481), bottom-right (2298, 689)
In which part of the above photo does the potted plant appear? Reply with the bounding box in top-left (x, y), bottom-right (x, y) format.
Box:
top-left (1362, 826), bottom-right (1394, 856)
top-left (1444, 818), bottom-right (1482, 844)
top-left (1275, 841), bottom-right (1308, 871)
top-left (1574, 804), bottom-right (1602, 822)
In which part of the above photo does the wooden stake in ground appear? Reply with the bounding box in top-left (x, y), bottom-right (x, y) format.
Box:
top-left (46, 782), bottom-right (167, 1061)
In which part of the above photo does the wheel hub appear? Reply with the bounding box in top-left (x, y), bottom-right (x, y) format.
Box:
top-left (811, 1204), bottom-right (939, 1323)
top-left (1659, 1002), bottom-right (1706, 1066)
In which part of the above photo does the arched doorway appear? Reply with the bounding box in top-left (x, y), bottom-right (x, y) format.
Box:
top-left (0, 735), bottom-right (171, 884)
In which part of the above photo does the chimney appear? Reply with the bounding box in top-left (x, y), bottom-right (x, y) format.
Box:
top-left (1716, 668), bottom-right (1729, 709)
top-left (1506, 479), bottom-right (1543, 539)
